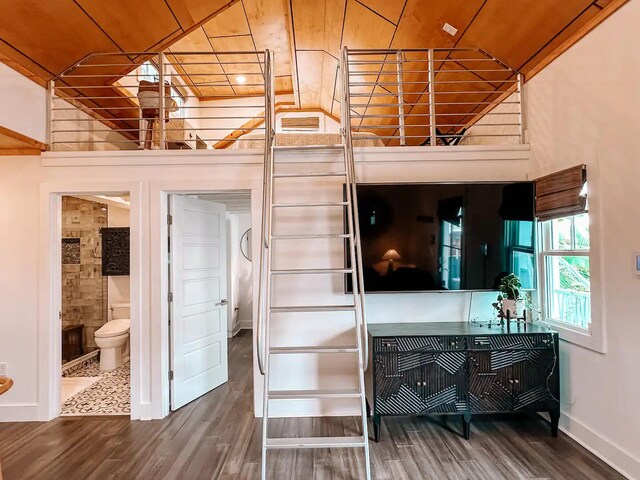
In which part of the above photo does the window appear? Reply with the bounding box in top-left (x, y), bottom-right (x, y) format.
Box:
top-left (539, 213), bottom-right (590, 330)
top-left (138, 62), bottom-right (185, 117)
top-left (505, 220), bottom-right (535, 290)
top-left (440, 215), bottom-right (462, 290)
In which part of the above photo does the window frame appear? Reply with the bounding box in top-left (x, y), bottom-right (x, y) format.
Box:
top-left (537, 211), bottom-right (605, 352)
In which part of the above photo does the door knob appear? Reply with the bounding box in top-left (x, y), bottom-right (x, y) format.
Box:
top-left (216, 299), bottom-right (228, 306)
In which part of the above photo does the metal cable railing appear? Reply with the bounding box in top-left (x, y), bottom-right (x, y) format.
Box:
top-left (49, 50), bottom-right (272, 151)
top-left (343, 48), bottom-right (525, 146)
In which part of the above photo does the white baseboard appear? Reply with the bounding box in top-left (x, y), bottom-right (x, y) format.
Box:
top-left (0, 403), bottom-right (39, 422)
top-left (237, 319), bottom-right (252, 330)
top-left (559, 412), bottom-right (639, 480)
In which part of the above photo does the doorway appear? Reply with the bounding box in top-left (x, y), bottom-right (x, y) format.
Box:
top-left (167, 191), bottom-right (253, 410)
top-left (58, 194), bottom-right (131, 416)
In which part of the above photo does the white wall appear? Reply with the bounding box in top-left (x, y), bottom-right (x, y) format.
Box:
top-left (107, 204), bottom-right (131, 319)
top-left (0, 63), bottom-right (47, 143)
top-left (226, 213), bottom-right (253, 336)
top-left (526, 2), bottom-right (640, 477)
top-left (0, 145), bottom-right (529, 424)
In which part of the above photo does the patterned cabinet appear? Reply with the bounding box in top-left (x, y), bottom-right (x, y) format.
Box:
top-left (366, 323), bottom-right (560, 441)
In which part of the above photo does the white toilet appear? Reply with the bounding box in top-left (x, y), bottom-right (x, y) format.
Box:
top-left (95, 303), bottom-right (130, 371)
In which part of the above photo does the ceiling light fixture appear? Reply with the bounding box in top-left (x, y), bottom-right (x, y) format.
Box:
top-left (236, 75), bottom-right (247, 84)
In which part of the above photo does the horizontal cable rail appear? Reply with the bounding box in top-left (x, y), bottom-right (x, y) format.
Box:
top-left (342, 48), bottom-right (525, 147)
top-left (49, 50), bottom-right (271, 152)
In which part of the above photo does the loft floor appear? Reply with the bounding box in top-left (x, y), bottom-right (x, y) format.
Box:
top-left (0, 330), bottom-right (622, 479)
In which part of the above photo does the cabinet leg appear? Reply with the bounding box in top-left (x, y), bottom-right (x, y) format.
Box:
top-left (462, 413), bottom-right (472, 440)
top-left (373, 414), bottom-right (381, 442)
top-left (550, 409), bottom-right (560, 438)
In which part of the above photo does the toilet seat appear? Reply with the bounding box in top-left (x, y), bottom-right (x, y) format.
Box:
top-left (95, 318), bottom-right (130, 338)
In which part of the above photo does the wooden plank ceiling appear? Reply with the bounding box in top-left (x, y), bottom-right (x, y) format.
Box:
top-left (0, 0), bottom-right (628, 146)
top-left (169, 0), bottom-right (624, 116)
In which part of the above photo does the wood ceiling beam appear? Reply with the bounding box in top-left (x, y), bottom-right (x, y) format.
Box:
top-left (0, 125), bottom-right (46, 155)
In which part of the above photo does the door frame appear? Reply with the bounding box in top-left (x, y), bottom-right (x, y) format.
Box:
top-left (158, 184), bottom-right (261, 417)
top-left (39, 180), bottom-right (143, 421)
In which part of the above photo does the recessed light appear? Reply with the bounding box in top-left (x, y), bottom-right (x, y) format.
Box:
top-left (236, 76), bottom-right (247, 84)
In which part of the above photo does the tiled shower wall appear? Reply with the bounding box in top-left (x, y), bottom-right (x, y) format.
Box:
top-left (62, 196), bottom-right (108, 352)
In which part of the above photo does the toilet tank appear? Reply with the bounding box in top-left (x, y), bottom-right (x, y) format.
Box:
top-left (111, 303), bottom-right (130, 320)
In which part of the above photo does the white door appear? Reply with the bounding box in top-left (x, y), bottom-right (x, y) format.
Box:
top-left (170, 195), bottom-right (228, 410)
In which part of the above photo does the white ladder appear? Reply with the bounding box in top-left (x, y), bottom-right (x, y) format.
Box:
top-left (257, 141), bottom-right (371, 479)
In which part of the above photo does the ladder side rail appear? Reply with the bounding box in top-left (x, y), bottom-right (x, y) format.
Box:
top-left (342, 46), bottom-right (372, 480)
top-left (260, 50), bottom-right (276, 480)
top-left (341, 47), bottom-right (369, 372)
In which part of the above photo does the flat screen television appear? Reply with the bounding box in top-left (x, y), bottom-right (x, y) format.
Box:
top-left (350, 182), bottom-right (536, 293)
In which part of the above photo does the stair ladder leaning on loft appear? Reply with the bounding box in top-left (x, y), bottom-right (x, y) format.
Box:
top-left (0, 376), bottom-right (14, 480)
top-left (256, 48), bottom-right (371, 480)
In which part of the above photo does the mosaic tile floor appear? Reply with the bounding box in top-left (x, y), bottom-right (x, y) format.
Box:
top-left (60, 359), bottom-right (130, 416)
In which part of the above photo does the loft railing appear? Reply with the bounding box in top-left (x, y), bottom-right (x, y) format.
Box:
top-left (48, 50), bottom-right (273, 151)
top-left (341, 47), bottom-right (525, 146)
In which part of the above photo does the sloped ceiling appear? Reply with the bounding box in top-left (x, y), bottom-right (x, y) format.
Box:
top-left (0, 0), bottom-right (628, 148)
top-left (0, 0), bottom-right (237, 82)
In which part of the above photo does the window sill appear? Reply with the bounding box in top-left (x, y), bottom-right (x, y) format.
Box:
top-left (543, 320), bottom-right (606, 353)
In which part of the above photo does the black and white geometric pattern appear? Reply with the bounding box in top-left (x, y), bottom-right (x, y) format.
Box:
top-left (61, 360), bottom-right (130, 416)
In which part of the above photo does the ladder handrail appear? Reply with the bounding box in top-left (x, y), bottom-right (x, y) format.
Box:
top-left (256, 49), bottom-right (274, 376)
top-left (341, 46), bottom-right (369, 372)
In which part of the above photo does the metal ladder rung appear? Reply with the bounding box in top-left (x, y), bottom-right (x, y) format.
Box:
top-left (273, 145), bottom-right (344, 151)
top-left (267, 388), bottom-right (361, 400)
top-left (270, 346), bottom-right (358, 354)
top-left (271, 233), bottom-right (350, 240)
top-left (272, 201), bottom-right (348, 208)
top-left (265, 436), bottom-right (366, 450)
top-left (271, 268), bottom-right (353, 275)
top-left (270, 305), bottom-right (355, 313)
top-left (273, 172), bottom-right (347, 178)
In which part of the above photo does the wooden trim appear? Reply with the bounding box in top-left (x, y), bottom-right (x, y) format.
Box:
top-left (0, 51), bottom-right (48, 87)
top-left (0, 125), bottom-right (46, 151)
top-left (525, 0), bottom-right (630, 81)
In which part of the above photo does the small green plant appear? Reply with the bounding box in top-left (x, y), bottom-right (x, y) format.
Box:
top-left (492, 273), bottom-right (522, 313)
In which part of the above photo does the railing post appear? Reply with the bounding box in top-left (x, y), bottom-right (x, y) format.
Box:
top-left (427, 49), bottom-right (437, 146)
top-left (47, 79), bottom-right (54, 151)
top-left (396, 51), bottom-right (406, 146)
top-left (158, 52), bottom-right (166, 150)
top-left (517, 72), bottom-right (526, 144)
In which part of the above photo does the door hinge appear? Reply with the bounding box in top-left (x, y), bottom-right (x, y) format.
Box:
top-left (169, 370), bottom-right (174, 381)
top-left (168, 291), bottom-right (173, 303)
top-left (167, 214), bottom-right (173, 225)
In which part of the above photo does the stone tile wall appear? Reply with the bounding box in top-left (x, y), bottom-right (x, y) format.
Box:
top-left (62, 196), bottom-right (108, 353)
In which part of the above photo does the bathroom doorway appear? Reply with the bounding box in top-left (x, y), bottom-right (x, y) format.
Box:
top-left (167, 191), bottom-right (253, 411)
top-left (59, 194), bottom-right (131, 416)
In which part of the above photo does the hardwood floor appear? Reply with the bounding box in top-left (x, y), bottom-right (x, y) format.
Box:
top-left (0, 330), bottom-right (624, 480)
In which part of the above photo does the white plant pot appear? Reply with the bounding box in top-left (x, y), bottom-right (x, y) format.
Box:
top-left (501, 299), bottom-right (519, 318)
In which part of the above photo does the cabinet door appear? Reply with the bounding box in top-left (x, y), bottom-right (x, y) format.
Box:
top-left (468, 351), bottom-right (515, 412)
top-left (511, 348), bottom-right (559, 411)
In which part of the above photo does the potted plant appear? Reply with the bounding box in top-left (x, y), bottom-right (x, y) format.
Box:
top-left (492, 273), bottom-right (523, 318)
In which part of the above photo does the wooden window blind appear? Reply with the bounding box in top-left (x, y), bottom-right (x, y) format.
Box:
top-left (534, 164), bottom-right (587, 221)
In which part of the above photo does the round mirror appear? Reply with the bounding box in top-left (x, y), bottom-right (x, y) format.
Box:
top-left (240, 228), bottom-right (252, 261)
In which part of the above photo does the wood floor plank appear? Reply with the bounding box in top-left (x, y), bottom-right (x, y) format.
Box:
top-left (0, 330), bottom-right (626, 480)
